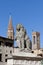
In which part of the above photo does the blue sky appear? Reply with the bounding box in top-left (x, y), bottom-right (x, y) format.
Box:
top-left (0, 0), bottom-right (43, 48)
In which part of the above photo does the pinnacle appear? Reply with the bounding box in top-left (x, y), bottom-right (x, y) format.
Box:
top-left (8, 16), bottom-right (13, 30)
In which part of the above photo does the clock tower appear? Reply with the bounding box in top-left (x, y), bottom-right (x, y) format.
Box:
top-left (7, 16), bottom-right (14, 40)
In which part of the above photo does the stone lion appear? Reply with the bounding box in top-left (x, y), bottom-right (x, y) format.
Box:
top-left (15, 24), bottom-right (31, 50)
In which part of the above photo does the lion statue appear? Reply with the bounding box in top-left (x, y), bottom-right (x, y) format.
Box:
top-left (15, 24), bottom-right (31, 50)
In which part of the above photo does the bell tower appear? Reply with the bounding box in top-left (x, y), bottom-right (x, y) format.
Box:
top-left (32, 32), bottom-right (40, 50)
top-left (7, 16), bottom-right (14, 40)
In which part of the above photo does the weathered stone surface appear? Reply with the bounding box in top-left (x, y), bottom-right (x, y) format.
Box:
top-left (15, 24), bottom-right (31, 50)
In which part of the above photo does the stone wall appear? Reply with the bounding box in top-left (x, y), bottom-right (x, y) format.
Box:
top-left (7, 59), bottom-right (43, 65)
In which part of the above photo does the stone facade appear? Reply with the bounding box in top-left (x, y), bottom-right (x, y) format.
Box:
top-left (7, 59), bottom-right (43, 65)
top-left (0, 36), bottom-right (14, 65)
top-left (32, 32), bottom-right (40, 50)
top-left (7, 50), bottom-right (43, 65)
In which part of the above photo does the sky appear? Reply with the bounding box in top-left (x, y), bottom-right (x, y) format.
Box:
top-left (0, 0), bottom-right (43, 48)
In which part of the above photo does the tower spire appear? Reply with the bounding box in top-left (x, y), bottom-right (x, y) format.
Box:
top-left (7, 15), bottom-right (14, 40)
top-left (8, 15), bottom-right (13, 30)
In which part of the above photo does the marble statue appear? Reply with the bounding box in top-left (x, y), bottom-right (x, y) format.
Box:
top-left (15, 24), bottom-right (31, 50)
